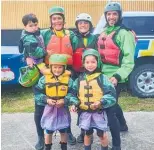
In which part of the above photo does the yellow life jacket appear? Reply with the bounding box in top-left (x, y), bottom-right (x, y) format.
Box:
top-left (78, 73), bottom-right (103, 111)
top-left (45, 70), bottom-right (71, 99)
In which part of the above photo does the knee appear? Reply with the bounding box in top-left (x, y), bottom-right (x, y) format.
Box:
top-left (99, 132), bottom-right (108, 141)
top-left (97, 130), bottom-right (104, 137)
top-left (84, 129), bottom-right (93, 136)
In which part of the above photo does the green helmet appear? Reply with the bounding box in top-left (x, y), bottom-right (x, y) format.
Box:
top-left (49, 54), bottom-right (67, 68)
top-left (49, 6), bottom-right (65, 16)
top-left (104, 2), bottom-right (122, 13)
top-left (82, 49), bottom-right (102, 69)
top-left (19, 65), bottom-right (40, 87)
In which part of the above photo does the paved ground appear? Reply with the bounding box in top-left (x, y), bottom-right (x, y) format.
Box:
top-left (1, 112), bottom-right (154, 150)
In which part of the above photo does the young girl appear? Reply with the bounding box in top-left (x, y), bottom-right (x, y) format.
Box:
top-left (70, 49), bottom-right (116, 150)
top-left (35, 54), bottom-right (77, 150)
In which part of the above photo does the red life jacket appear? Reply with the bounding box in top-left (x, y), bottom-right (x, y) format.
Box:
top-left (97, 31), bottom-right (121, 66)
top-left (97, 26), bottom-right (137, 66)
top-left (45, 31), bottom-right (73, 65)
top-left (73, 48), bottom-right (84, 72)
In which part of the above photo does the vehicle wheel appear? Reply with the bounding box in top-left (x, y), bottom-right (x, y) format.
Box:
top-left (129, 64), bottom-right (154, 98)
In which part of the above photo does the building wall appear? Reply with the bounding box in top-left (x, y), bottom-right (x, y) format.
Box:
top-left (2, 0), bottom-right (154, 29)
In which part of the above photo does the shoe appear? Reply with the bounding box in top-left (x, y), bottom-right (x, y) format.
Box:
top-left (68, 133), bottom-right (76, 145)
top-left (77, 133), bottom-right (84, 143)
top-left (35, 136), bottom-right (44, 150)
top-left (120, 124), bottom-right (128, 132)
top-left (111, 146), bottom-right (121, 150)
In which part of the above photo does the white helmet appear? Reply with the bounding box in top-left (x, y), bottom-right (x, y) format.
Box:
top-left (75, 13), bottom-right (93, 30)
top-left (75, 13), bottom-right (92, 23)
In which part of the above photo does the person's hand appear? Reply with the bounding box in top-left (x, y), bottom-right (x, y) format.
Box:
top-left (47, 99), bottom-right (56, 106)
top-left (70, 105), bottom-right (77, 112)
top-left (109, 77), bottom-right (118, 86)
top-left (55, 99), bottom-right (64, 108)
top-left (47, 50), bottom-right (54, 56)
top-left (26, 57), bottom-right (34, 68)
top-left (90, 101), bottom-right (101, 110)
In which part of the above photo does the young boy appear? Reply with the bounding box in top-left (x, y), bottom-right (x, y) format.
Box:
top-left (35, 54), bottom-right (77, 150)
top-left (19, 13), bottom-right (48, 74)
top-left (70, 49), bottom-right (116, 150)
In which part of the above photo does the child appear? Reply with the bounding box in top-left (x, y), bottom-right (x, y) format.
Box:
top-left (70, 49), bottom-right (116, 150)
top-left (35, 54), bottom-right (77, 150)
top-left (19, 13), bottom-right (48, 75)
top-left (72, 13), bottom-right (98, 143)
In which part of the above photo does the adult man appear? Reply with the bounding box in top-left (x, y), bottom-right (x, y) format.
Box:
top-left (96, 2), bottom-right (135, 150)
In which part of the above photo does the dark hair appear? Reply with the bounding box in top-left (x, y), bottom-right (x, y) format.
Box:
top-left (22, 13), bottom-right (38, 26)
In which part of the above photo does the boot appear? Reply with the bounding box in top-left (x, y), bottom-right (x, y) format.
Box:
top-left (101, 145), bottom-right (108, 150)
top-left (77, 133), bottom-right (93, 144)
top-left (111, 146), bottom-right (121, 150)
top-left (77, 132), bottom-right (84, 143)
top-left (35, 136), bottom-right (44, 150)
top-left (120, 124), bottom-right (128, 132)
top-left (67, 133), bottom-right (76, 145)
top-left (60, 142), bottom-right (67, 150)
top-left (84, 145), bottom-right (91, 150)
top-left (45, 143), bottom-right (52, 150)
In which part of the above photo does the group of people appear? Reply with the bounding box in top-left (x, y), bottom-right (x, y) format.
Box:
top-left (19, 2), bottom-right (135, 150)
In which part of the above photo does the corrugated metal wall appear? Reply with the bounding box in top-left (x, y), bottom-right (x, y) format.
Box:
top-left (2, 0), bottom-right (154, 29)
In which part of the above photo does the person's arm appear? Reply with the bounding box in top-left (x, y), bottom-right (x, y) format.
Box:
top-left (100, 75), bottom-right (116, 108)
top-left (40, 28), bottom-right (52, 47)
top-left (113, 29), bottom-right (135, 82)
top-left (34, 76), bottom-right (48, 104)
top-left (69, 30), bottom-right (79, 51)
top-left (65, 78), bottom-right (80, 106)
top-left (23, 35), bottom-right (46, 59)
top-left (93, 34), bottom-right (99, 51)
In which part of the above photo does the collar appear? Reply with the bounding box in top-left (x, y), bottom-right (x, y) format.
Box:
top-left (86, 73), bottom-right (101, 82)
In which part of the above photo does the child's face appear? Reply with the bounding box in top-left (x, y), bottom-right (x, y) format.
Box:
top-left (77, 21), bottom-right (90, 33)
top-left (51, 64), bottom-right (64, 76)
top-left (84, 55), bottom-right (97, 72)
top-left (51, 14), bottom-right (64, 31)
top-left (24, 21), bottom-right (38, 33)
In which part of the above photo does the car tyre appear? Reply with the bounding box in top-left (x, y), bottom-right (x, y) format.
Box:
top-left (129, 64), bottom-right (154, 98)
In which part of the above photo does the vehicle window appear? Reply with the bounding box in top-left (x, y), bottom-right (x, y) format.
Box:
top-left (1, 30), bottom-right (22, 46)
top-left (122, 16), bottom-right (154, 35)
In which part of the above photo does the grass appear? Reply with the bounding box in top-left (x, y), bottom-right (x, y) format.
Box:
top-left (1, 86), bottom-right (154, 113)
top-left (1, 86), bottom-right (34, 113)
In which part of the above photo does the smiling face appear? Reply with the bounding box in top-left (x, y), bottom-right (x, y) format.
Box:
top-left (24, 21), bottom-right (38, 33)
top-left (84, 55), bottom-right (97, 72)
top-left (50, 14), bottom-right (64, 30)
top-left (106, 11), bottom-right (119, 26)
top-left (51, 64), bottom-right (64, 76)
top-left (77, 20), bottom-right (90, 33)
